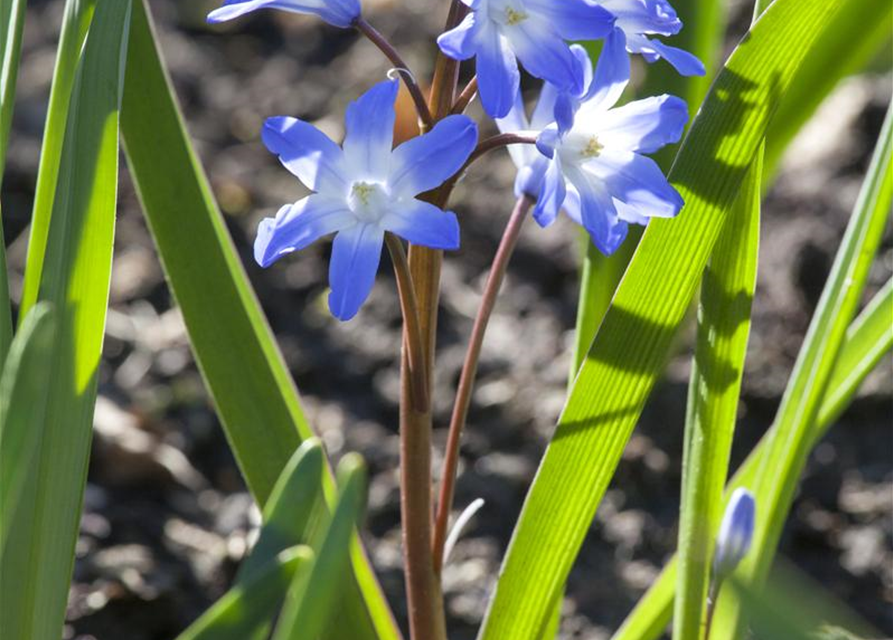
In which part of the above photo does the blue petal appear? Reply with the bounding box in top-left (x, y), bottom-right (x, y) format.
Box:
top-left (524, 0), bottom-right (614, 41)
top-left (507, 18), bottom-right (583, 93)
top-left (208, 0), bottom-right (360, 28)
top-left (565, 165), bottom-right (628, 255)
top-left (342, 79), bottom-right (399, 181)
top-left (529, 81), bottom-right (561, 130)
top-left (600, 0), bottom-right (681, 36)
top-left (553, 92), bottom-right (577, 136)
top-left (328, 224), bottom-right (384, 320)
top-left (388, 115), bottom-right (478, 196)
top-left (588, 148), bottom-right (683, 219)
top-left (262, 116), bottom-right (348, 195)
top-left (535, 126), bottom-right (560, 159)
top-left (514, 155), bottom-right (549, 199)
top-left (583, 27), bottom-right (630, 108)
top-left (599, 94), bottom-right (688, 153)
top-left (254, 196), bottom-right (356, 267)
top-left (533, 155), bottom-right (567, 228)
top-left (639, 37), bottom-right (706, 76)
top-left (476, 26), bottom-right (521, 118)
top-left (495, 90), bottom-right (536, 170)
top-left (381, 200), bottom-right (460, 250)
top-left (437, 12), bottom-right (480, 61)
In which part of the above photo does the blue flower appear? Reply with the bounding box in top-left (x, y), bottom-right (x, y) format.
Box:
top-left (437, 0), bottom-right (614, 118)
top-left (532, 55), bottom-right (687, 255)
top-left (255, 79), bottom-right (478, 320)
top-left (207, 0), bottom-right (361, 28)
top-left (713, 488), bottom-right (756, 582)
top-left (599, 0), bottom-right (705, 77)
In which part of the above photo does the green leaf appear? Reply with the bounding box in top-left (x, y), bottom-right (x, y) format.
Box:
top-left (120, 4), bottom-right (398, 638)
top-left (18, 0), bottom-right (96, 321)
top-left (176, 546), bottom-right (315, 640)
top-left (0, 303), bottom-right (55, 554)
top-left (674, 155), bottom-right (760, 640)
top-left (237, 438), bottom-right (325, 585)
top-left (478, 0), bottom-right (867, 636)
top-left (714, 100), bottom-right (893, 640)
top-left (763, 0), bottom-right (893, 175)
top-left (273, 454), bottom-right (368, 640)
top-left (0, 2), bottom-right (131, 639)
top-left (0, 0), bottom-right (28, 359)
top-left (611, 277), bottom-right (893, 640)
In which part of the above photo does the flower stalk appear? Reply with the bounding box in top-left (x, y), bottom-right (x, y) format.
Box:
top-left (432, 194), bottom-right (534, 573)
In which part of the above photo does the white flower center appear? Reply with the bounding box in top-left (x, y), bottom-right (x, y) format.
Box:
top-left (504, 6), bottom-right (528, 24)
top-left (349, 181), bottom-right (390, 223)
top-left (581, 136), bottom-right (604, 159)
top-left (490, 0), bottom-right (529, 26)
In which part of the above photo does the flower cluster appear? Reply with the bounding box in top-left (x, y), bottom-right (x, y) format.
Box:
top-left (208, 0), bottom-right (702, 320)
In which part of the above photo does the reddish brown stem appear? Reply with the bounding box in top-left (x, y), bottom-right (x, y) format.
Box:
top-left (355, 18), bottom-right (434, 129)
top-left (432, 195), bottom-right (534, 573)
top-left (386, 234), bottom-right (429, 414)
top-left (451, 76), bottom-right (478, 114)
top-left (440, 133), bottom-right (537, 196)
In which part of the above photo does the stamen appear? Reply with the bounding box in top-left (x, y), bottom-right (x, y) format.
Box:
top-left (505, 6), bottom-right (528, 25)
top-left (582, 136), bottom-right (604, 158)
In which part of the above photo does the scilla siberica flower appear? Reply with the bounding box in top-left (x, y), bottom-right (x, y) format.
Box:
top-left (598, 0), bottom-right (705, 78)
top-left (504, 41), bottom-right (687, 255)
top-left (713, 488), bottom-right (756, 581)
top-left (437, 0), bottom-right (614, 118)
top-left (254, 79), bottom-right (478, 320)
top-left (207, 0), bottom-right (360, 28)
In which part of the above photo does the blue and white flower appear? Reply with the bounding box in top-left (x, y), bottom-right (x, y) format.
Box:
top-left (255, 79), bottom-right (478, 320)
top-left (599, 0), bottom-right (705, 77)
top-left (437, 0), bottom-right (614, 118)
top-left (499, 44), bottom-right (687, 255)
top-left (713, 488), bottom-right (756, 581)
top-left (207, 0), bottom-right (361, 28)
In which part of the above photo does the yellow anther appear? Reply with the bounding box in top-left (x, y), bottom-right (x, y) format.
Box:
top-left (581, 136), bottom-right (604, 158)
top-left (505, 6), bottom-right (528, 25)
top-left (351, 182), bottom-right (375, 206)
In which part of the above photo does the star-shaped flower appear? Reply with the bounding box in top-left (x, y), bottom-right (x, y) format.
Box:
top-left (437, 0), bottom-right (614, 118)
top-left (207, 0), bottom-right (361, 28)
top-left (255, 79), bottom-right (478, 320)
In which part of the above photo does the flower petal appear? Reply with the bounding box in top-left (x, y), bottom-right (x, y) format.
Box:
top-left (514, 155), bottom-right (549, 199)
top-left (476, 26), bottom-right (521, 118)
top-left (381, 199), bottom-right (460, 250)
top-left (529, 81), bottom-right (561, 130)
top-left (599, 0), bottom-right (681, 36)
top-left (496, 90), bottom-right (536, 170)
top-left (565, 164), bottom-right (628, 255)
top-left (254, 196), bottom-right (356, 267)
top-left (524, 0), bottom-right (614, 41)
top-left (328, 224), bottom-right (385, 320)
top-left (342, 79), bottom-right (399, 181)
top-left (533, 154), bottom-right (567, 228)
top-left (637, 37), bottom-right (706, 76)
top-left (262, 116), bottom-right (348, 195)
top-left (587, 148), bottom-right (683, 219)
top-left (207, 0), bottom-right (360, 28)
top-left (507, 17), bottom-right (583, 93)
top-left (437, 12), bottom-right (480, 61)
top-left (388, 115), bottom-right (478, 197)
top-left (579, 27), bottom-right (629, 112)
top-left (598, 94), bottom-right (688, 154)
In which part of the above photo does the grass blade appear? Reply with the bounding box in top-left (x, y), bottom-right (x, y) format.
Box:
top-left (478, 0), bottom-right (865, 636)
top-left (611, 277), bottom-right (893, 640)
top-left (0, 2), bottom-right (131, 638)
top-left (713, 101), bottom-right (893, 640)
top-left (176, 546), bottom-right (315, 640)
top-left (272, 454), bottom-right (368, 640)
top-left (674, 155), bottom-right (760, 640)
top-left (0, 303), bottom-right (55, 554)
top-left (120, 3), bottom-right (398, 638)
top-left (17, 0), bottom-right (96, 321)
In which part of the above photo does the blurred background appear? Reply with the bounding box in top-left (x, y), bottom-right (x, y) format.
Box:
top-left (1, 0), bottom-right (891, 638)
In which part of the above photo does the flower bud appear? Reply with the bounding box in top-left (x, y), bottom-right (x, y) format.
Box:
top-left (713, 488), bottom-right (756, 581)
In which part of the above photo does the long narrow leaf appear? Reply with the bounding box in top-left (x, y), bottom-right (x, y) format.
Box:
top-left (0, 303), bottom-right (55, 554)
top-left (0, 3), bottom-right (131, 639)
top-left (611, 277), bottom-right (893, 640)
top-left (18, 0), bottom-right (96, 320)
top-left (714, 101), bottom-right (893, 640)
top-left (674, 155), bottom-right (760, 640)
top-left (119, 3), bottom-right (398, 638)
top-left (273, 454), bottom-right (367, 640)
top-left (176, 546), bottom-right (314, 640)
top-left (478, 0), bottom-right (863, 636)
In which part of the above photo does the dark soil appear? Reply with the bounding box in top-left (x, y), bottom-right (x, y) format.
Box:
top-left (2, 1), bottom-right (891, 638)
